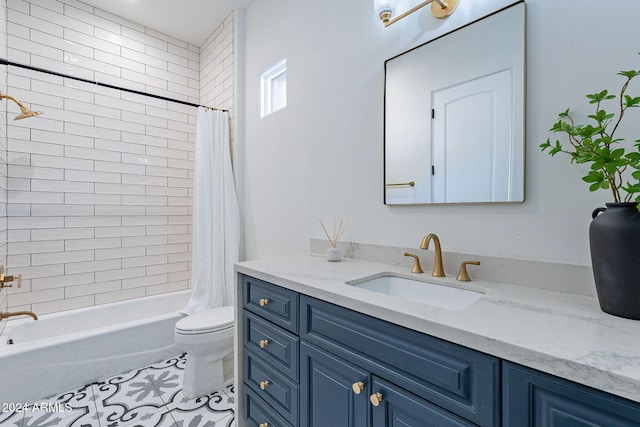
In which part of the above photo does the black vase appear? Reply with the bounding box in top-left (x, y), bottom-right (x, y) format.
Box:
top-left (589, 202), bottom-right (640, 320)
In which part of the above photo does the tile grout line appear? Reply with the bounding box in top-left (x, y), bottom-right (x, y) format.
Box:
top-left (143, 366), bottom-right (179, 427)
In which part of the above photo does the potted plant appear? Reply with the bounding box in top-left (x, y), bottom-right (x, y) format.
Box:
top-left (540, 54), bottom-right (640, 319)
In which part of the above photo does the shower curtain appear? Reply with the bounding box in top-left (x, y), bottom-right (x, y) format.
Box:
top-left (182, 108), bottom-right (240, 314)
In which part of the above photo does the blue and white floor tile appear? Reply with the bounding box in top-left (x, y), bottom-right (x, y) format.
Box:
top-left (0, 354), bottom-right (235, 427)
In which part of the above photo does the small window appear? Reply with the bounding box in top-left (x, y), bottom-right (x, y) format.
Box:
top-left (260, 58), bottom-right (287, 117)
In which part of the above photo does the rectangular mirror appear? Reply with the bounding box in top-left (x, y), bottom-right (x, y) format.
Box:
top-left (384, 2), bottom-right (525, 205)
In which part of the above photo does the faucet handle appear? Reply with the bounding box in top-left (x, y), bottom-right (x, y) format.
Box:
top-left (457, 261), bottom-right (480, 281)
top-left (404, 253), bottom-right (424, 274)
top-left (1, 273), bottom-right (22, 288)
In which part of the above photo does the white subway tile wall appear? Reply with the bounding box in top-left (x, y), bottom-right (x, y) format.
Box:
top-left (200, 11), bottom-right (235, 159)
top-left (2, 0), bottom-right (236, 315)
top-left (1, 0), bottom-right (8, 334)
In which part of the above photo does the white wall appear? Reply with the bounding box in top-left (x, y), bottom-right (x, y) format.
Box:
top-left (242, 0), bottom-right (640, 266)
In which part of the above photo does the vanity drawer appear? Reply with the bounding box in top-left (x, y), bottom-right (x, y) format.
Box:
top-left (244, 387), bottom-right (293, 427)
top-left (300, 295), bottom-right (499, 427)
top-left (243, 275), bottom-right (299, 333)
top-left (244, 349), bottom-right (299, 425)
top-left (244, 310), bottom-right (299, 380)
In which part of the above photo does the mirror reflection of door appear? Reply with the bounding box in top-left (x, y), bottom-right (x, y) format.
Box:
top-left (431, 69), bottom-right (513, 203)
top-left (383, 2), bottom-right (525, 205)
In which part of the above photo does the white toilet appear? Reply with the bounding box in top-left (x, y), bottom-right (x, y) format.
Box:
top-left (174, 306), bottom-right (235, 399)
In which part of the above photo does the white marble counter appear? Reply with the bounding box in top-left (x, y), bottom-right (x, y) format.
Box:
top-left (236, 254), bottom-right (640, 403)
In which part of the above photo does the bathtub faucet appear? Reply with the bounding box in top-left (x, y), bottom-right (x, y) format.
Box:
top-left (0, 310), bottom-right (38, 321)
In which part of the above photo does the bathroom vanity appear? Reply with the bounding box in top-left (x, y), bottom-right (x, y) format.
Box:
top-left (234, 255), bottom-right (640, 426)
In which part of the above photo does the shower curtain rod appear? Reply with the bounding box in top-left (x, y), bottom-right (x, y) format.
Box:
top-left (0, 58), bottom-right (228, 113)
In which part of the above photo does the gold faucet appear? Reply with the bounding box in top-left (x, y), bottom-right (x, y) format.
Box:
top-left (419, 233), bottom-right (445, 277)
top-left (0, 266), bottom-right (22, 289)
top-left (0, 310), bottom-right (38, 321)
top-left (457, 261), bottom-right (480, 281)
top-left (404, 252), bottom-right (424, 274)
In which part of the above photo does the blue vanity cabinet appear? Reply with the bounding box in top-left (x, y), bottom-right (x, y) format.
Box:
top-left (240, 274), bottom-right (640, 427)
top-left (370, 376), bottom-right (476, 427)
top-left (244, 387), bottom-right (294, 427)
top-left (300, 295), bottom-right (500, 427)
top-left (241, 275), bottom-right (300, 427)
top-left (299, 341), bottom-right (370, 427)
top-left (503, 362), bottom-right (640, 426)
top-left (243, 275), bottom-right (299, 333)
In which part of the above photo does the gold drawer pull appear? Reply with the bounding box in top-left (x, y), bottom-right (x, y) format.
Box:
top-left (259, 423), bottom-right (269, 427)
top-left (260, 380), bottom-right (270, 390)
top-left (370, 392), bottom-right (383, 406)
top-left (352, 381), bottom-right (365, 394)
top-left (259, 339), bottom-right (269, 349)
top-left (259, 298), bottom-right (269, 307)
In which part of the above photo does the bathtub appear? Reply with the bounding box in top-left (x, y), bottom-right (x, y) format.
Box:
top-left (0, 290), bottom-right (190, 405)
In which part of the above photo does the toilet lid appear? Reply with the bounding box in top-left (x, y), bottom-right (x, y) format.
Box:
top-left (175, 306), bottom-right (234, 334)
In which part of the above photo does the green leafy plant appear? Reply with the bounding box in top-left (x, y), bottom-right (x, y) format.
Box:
top-left (540, 55), bottom-right (640, 209)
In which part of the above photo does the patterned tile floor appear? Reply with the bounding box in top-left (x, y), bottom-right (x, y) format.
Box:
top-left (0, 354), bottom-right (235, 427)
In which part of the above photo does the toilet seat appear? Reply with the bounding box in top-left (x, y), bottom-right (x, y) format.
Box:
top-left (175, 306), bottom-right (234, 335)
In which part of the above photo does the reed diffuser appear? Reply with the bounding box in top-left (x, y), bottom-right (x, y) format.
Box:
top-left (319, 219), bottom-right (348, 262)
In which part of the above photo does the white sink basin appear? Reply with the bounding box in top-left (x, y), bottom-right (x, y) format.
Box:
top-left (346, 274), bottom-right (485, 311)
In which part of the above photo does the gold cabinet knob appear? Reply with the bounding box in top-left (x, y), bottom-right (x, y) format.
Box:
top-left (260, 380), bottom-right (270, 390)
top-left (352, 381), bottom-right (365, 394)
top-left (457, 261), bottom-right (480, 281)
top-left (259, 339), bottom-right (269, 349)
top-left (259, 423), bottom-right (269, 427)
top-left (259, 298), bottom-right (269, 307)
top-left (370, 392), bottom-right (383, 406)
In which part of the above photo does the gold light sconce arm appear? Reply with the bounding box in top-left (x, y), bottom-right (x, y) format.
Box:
top-left (0, 91), bottom-right (44, 120)
top-left (377, 0), bottom-right (459, 27)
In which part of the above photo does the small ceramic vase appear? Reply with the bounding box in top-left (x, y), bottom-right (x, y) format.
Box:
top-left (326, 246), bottom-right (342, 262)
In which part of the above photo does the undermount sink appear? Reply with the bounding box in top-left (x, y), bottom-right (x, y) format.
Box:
top-left (346, 274), bottom-right (486, 311)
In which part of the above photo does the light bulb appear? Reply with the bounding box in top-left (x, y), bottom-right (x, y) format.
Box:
top-left (374, 0), bottom-right (396, 19)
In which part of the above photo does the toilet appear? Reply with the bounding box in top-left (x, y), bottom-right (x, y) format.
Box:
top-left (174, 306), bottom-right (235, 399)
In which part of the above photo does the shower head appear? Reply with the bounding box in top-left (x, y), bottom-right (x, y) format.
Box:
top-left (0, 91), bottom-right (44, 120)
top-left (14, 109), bottom-right (44, 120)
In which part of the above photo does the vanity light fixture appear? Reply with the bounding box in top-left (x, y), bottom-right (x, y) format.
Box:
top-left (0, 91), bottom-right (44, 120)
top-left (375, 0), bottom-right (459, 26)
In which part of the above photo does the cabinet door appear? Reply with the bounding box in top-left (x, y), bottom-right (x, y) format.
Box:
top-left (370, 376), bottom-right (475, 427)
top-left (300, 342), bottom-right (369, 427)
top-left (301, 295), bottom-right (499, 426)
top-left (503, 362), bottom-right (640, 426)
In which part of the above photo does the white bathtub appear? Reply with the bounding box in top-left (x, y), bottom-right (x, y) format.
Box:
top-left (0, 290), bottom-right (190, 405)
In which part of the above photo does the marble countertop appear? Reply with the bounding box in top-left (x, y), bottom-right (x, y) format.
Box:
top-left (236, 254), bottom-right (640, 403)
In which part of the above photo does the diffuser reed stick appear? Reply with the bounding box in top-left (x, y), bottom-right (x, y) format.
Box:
top-left (319, 219), bottom-right (348, 247)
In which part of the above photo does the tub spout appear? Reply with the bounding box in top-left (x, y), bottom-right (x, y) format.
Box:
top-left (0, 310), bottom-right (38, 321)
